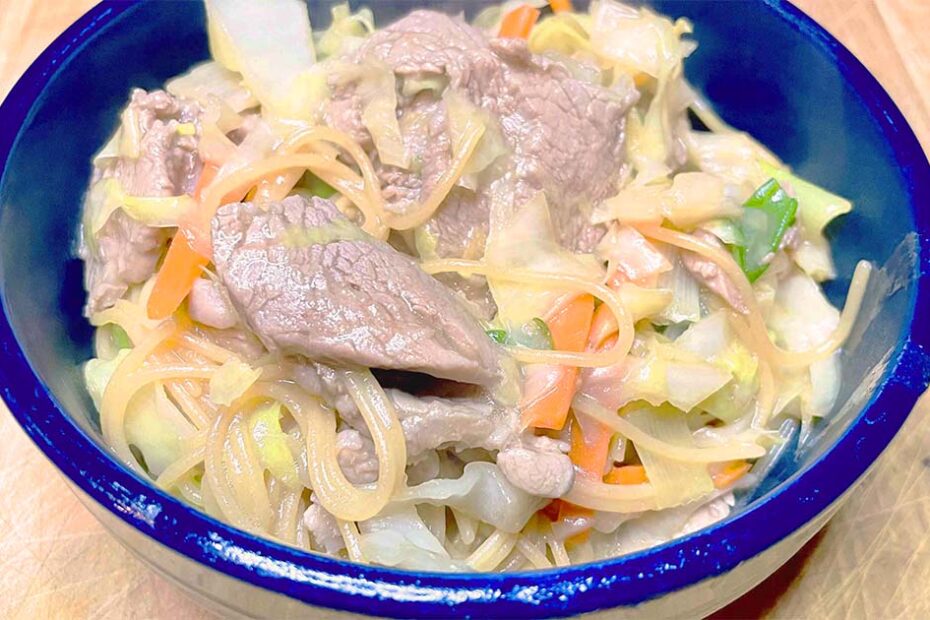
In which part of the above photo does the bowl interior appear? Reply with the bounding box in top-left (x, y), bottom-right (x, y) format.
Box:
top-left (0, 0), bottom-right (923, 592)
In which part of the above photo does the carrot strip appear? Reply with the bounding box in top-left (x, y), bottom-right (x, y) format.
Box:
top-left (569, 414), bottom-right (612, 478)
top-left (520, 294), bottom-right (594, 430)
top-left (499, 4), bottom-right (541, 39)
top-left (147, 164), bottom-right (218, 320)
top-left (604, 464), bottom-right (648, 485)
top-left (549, 0), bottom-right (573, 13)
top-left (710, 460), bottom-right (751, 489)
top-left (547, 294), bottom-right (594, 351)
top-left (520, 365), bottom-right (578, 430)
top-left (147, 235), bottom-right (209, 320)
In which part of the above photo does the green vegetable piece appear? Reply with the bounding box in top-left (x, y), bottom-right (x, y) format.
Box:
top-left (111, 325), bottom-right (132, 349)
top-left (486, 329), bottom-right (509, 345)
top-left (296, 171), bottom-right (337, 198)
top-left (732, 178), bottom-right (798, 282)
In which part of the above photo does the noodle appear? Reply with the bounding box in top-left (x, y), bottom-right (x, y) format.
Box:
top-left (254, 372), bottom-right (406, 522)
top-left (419, 259), bottom-right (634, 368)
top-left (191, 151), bottom-right (388, 251)
top-left (101, 323), bottom-right (177, 473)
top-left (178, 331), bottom-right (238, 365)
top-left (466, 529), bottom-right (518, 571)
top-left (639, 225), bottom-right (871, 369)
top-left (165, 382), bottom-right (214, 429)
top-left (572, 394), bottom-right (766, 462)
top-left (563, 475), bottom-right (658, 513)
top-left (337, 519), bottom-right (365, 563)
top-left (515, 535), bottom-right (552, 569)
top-left (156, 443), bottom-right (206, 489)
top-left (204, 409), bottom-right (254, 529)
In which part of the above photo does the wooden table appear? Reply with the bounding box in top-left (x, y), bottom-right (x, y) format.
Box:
top-left (1, 1), bottom-right (928, 618)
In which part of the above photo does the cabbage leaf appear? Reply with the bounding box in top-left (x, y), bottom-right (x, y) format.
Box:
top-left (395, 462), bottom-right (545, 533)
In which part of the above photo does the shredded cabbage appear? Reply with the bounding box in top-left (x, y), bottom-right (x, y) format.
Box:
top-left (329, 60), bottom-right (407, 168)
top-left (444, 90), bottom-right (509, 177)
top-left (126, 384), bottom-right (193, 477)
top-left (166, 60), bottom-right (258, 114)
top-left (205, 0), bottom-right (319, 121)
top-left (358, 505), bottom-right (468, 572)
top-left (248, 402), bottom-right (302, 491)
top-left (677, 312), bottom-right (759, 423)
top-left (315, 3), bottom-right (375, 59)
top-left (84, 349), bottom-right (130, 410)
top-left (588, 0), bottom-right (693, 78)
top-left (686, 130), bottom-right (778, 191)
top-left (594, 173), bottom-right (739, 228)
top-left (208, 358), bottom-right (262, 406)
top-left (486, 192), bottom-right (605, 328)
top-left (768, 267), bottom-right (842, 418)
top-left (654, 254), bottom-right (701, 324)
top-left (87, 179), bottom-right (197, 237)
top-left (529, 13), bottom-right (592, 57)
top-left (626, 406), bottom-right (714, 508)
top-left (597, 225), bottom-right (672, 284)
top-left (395, 462), bottom-right (545, 533)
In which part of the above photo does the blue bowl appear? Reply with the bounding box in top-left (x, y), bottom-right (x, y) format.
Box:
top-left (1, 1), bottom-right (928, 618)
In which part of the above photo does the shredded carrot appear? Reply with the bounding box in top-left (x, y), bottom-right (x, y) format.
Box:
top-left (520, 294), bottom-right (595, 430)
top-left (147, 164), bottom-right (219, 321)
top-left (548, 0), bottom-right (573, 13)
top-left (499, 4), bottom-right (540, 39)
top-left (710, 460), bottom-right (751, 489)
top-left (547, 294), bottom-right (595, 351)
top-left (147, 235), bottom-right (209, 320)
top-left (520, 366), bottom-right (578, 430)
top-left (569, 414), bottom-right (612, 478)
top-left (604, 464), bottom-right (648, 485)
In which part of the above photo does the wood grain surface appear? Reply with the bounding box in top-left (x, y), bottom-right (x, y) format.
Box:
top-left (1, 2), bottom-right (928, 619)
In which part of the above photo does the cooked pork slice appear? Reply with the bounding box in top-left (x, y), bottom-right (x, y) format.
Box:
top-left (211, 195), bottom-right (504, 387)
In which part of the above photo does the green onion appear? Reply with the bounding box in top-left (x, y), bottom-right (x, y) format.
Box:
top-left (731, 178), bottom-right (797, 282)
top-left (486, 329), bottom-right (509, 344)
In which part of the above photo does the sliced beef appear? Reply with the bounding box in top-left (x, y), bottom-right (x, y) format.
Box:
top-left (323, 10), bottom-right (637, 256)
top-left (188, 278), bottom-right (239, 329)
top-left (82, 89), bottom-right (202, 315)
top-left (336, 429), bottom-right (379, 485)
top-left (680, 230), bottom-right (748, 313)
top-left (211, 195), bottom-right (504, 386)
top-left (296, 362), bottom-right (574, 499)
top-left (387, 389), bottom-right (515, 460)
top-left (496, 435), bottom-right (574, 499)
top-left (302, 501), bottom-right (345, 554)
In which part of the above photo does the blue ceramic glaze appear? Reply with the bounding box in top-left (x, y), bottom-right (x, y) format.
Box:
top-left (0, 1), bottom-right (928, 618)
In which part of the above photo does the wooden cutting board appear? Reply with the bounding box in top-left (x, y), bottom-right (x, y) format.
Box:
top-left (0, 1), bottom-right (928, 618)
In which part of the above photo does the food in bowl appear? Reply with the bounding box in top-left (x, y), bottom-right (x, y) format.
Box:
top-left (78, 0), bottom-right (870, 571)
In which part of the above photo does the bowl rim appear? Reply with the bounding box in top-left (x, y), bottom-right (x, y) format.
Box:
top-left (1, 0), bottom-right (929, 617)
